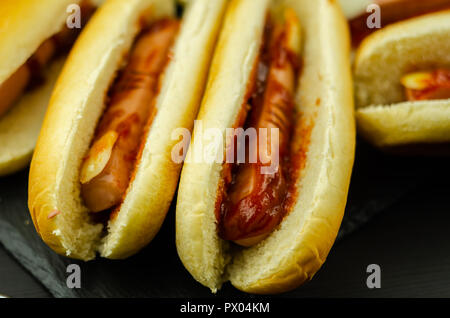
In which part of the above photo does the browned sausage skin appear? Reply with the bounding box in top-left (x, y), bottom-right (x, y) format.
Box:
top-left (401, 69), bottom-right (450, 101)
top-left (0, 39), bottom-right (56, 118)
top-left (80, 19), bottom-right (180, 213)
top-left (218, 9), bottom-right (302, 247)
top-left (0, 65), bottom-right (32, 118)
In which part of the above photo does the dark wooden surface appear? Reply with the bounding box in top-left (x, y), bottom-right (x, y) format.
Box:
top-left (0, 179), bottom-right (448, 298)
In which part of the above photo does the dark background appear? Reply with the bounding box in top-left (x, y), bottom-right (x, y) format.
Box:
top-left (0, 141), bottom-right (449, 298)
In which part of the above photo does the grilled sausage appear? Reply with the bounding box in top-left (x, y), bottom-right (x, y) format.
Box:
top-left (80, 19), bottom-right (180, 212)
top-left (401, 69), bottom-right (450, 101)
top-left (219, 11), bottom-right (301, 247)
top-left (0, 38), bottom-right (56, 117)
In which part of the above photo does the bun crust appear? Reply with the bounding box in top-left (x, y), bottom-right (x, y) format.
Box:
top-left (356, 100), bottom-right (450, 147)
top-left (28, 0), bottom-right (227, 260)
top-left (354, 10), bottom-right (450, 147)
top-left (176, 0), bottom-right (355, 294)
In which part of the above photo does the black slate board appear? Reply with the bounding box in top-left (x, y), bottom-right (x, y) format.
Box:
top-left (0, 140), bottom-right (447, 298)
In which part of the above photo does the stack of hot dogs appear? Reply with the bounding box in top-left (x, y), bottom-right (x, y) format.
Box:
top-left (0, 0), bottom-right (445, 294)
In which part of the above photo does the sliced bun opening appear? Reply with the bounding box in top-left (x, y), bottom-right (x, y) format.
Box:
top-left (354, 10), bottom-right (450, 108)
top-left (36, 0), bottom-right (175, 260)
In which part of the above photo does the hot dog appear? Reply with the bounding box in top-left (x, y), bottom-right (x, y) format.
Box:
top-left (219, 12), bottom-right (300, 247)
top-left (29, 0), bottom-right (228, 260)
top-left (354, 10), bottom-right (450, 148)
top-left (0, 0), bottom-right (98, 176)
top-left (80, 19), bottom-right (180, 212)
top-left (176, 0), bottom-right (355, 294)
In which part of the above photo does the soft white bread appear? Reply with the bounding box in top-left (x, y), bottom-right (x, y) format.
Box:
top-left (354, 10), bottom-right (450, 147)
top-left (357, 100), bottom-right (450, 147)
top-left (29, 0), bottom-right (227, 260)
top-left (0, 0), bottom-right (83, 176)
top-left (176, 0), bottom-right (355, 294)
top-left (338, 0), bottom-right (372, 19)
top-left (355, 10), bottom-right (450, 107)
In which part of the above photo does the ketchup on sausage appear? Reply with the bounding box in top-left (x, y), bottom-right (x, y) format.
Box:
top-left (80, 19), bottom-right (180, 212)
top-left (402, 69), bottom-right (450, 101)
top-left (219, 11), bottom-right (301, 247)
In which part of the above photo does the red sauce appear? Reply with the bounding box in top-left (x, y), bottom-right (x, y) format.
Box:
top-left (216, 18), bottom-right (307, 245)
top-left (283, 116), bottom-right (313, 214)
top-left (108, 19), bottom-right (179, 221)
top-left (405, 69), bottom-right (450, 101)
top-left (213, 21), bottom-right (268, 222)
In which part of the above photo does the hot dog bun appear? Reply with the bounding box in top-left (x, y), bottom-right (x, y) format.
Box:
top-left (28, 0), bottom-right (227, 260)
top-left (176, 0), bottom-right (355, 293)
top-left (354, 10), bottom-right (450, 147)
top-left (0, 0), bottom-right (84, 176)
